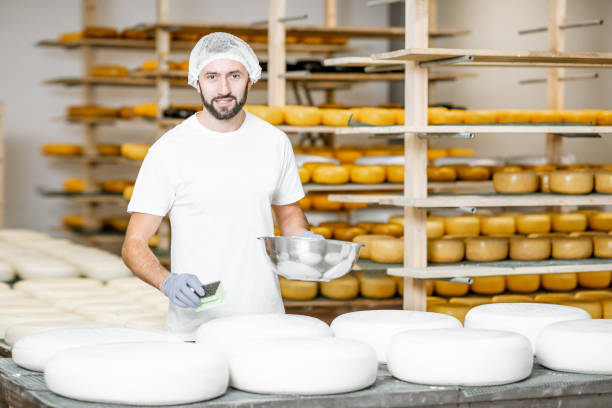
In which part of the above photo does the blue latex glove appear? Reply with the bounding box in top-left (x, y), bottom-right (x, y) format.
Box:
top-left (302, 230), bottom-right (325, 240)
top-left (161, 273), bottom-right (205, 308)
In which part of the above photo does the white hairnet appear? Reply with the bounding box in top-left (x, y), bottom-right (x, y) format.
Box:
top-left (188, 32), bottom-right (262, 89)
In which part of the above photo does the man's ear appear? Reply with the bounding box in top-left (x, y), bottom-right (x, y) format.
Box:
top-left (247, 79), bottom-right (253, 91)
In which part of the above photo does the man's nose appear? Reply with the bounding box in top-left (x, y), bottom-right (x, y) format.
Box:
top-left (218, 76), bottom-right (230, 95)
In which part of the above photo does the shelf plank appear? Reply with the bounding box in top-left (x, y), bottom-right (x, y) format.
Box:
top-left (371, 47), bottom-right (612, 68)
top-left (334, 124), bottom-right (612, 135)
top-left (324, 57), bottom-right (406, 67)
top-left (283, 296), bottom-right (402, 308)
top-left (277, 125), bottom-right (340, 133)
top-left (45, 155), bottom-right (140, 165)
top-left (388, 258), bottom-right (612, 279)
top-left (59, 228), bottom-right (125, 245)
top-left (328, 192), bottom-right (612, 207)
top-left (38, 189), bottom-right (126, 205)
top-left (303, 183), bottom-right (402, 193)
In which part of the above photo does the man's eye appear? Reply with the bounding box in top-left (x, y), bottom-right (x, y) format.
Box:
top-left (232, 74), bottom-right (240, 79)
top-left (206, 74), bottom-right (215, 80)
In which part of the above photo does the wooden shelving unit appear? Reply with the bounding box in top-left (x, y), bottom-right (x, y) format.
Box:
top-left (0, 103), bottom-right (3, 228)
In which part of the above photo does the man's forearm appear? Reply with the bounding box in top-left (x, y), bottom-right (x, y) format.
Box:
top-left (121, 237), bottom-right (170, 290)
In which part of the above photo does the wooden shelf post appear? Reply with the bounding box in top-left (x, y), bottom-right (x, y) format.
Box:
top-left (268, 0), bottom-right (286, 107)
top-left (156, 0), bottom-right (170, 141)
top-left (324, 0), bottom-right (337, 104)
top-left (402, 0), bottom-right (429, 311)
top-left (546, 0), bottom-right (566, 165)
top-left (0, 103), bottom-right (3, 228)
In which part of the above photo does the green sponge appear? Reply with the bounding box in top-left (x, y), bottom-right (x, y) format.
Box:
top-left (194, 281), bottom-right (227, 312)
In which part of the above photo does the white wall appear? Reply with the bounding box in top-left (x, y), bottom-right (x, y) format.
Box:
top-left (0, 0), bottom-right (390, 231)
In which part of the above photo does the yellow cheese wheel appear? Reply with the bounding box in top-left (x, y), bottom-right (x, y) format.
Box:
top-left (351, 222), bottom-right (378, 233)
top-left (549, 170), bottom-right (594, 194)
top-left (305, 148), bottom-right (334, 158)
top-left (589, 212), bottom-right (612, 231)
top-left (481, 216), bottom-right (516, 236)
top-left (298, 167), bottom-right (311, 184)
top-left (312, 166), bottom-right (349, 185)
top-left (558, 300), bottom-right (602, 318)
top-left (551, 236), bottom-right (593, 259)
top-left (90, 65), bottom-right (128, 77)
top-left (427, 167), bottom-right (457, 182)
top-left (311, 193), bottom-right (342, 211)
top-left (427, 148), bottom-right (447, 162)
top-left (389, 216), bottom-right (404, 226)
top-left (42, 144), bottom-right (83, 156)
top-left (334, 227), bottom-right (366, 242)
top-left (529, 110), bottom-right (563, 123)
top-left (342, 200), bottom-right (369, 210)
top-left (427, 303), bottom-right (470, 324)
top-left (298, 195), bottom-right (312, 211)
top-left (463, 110), bottom-right (497, 124)
top-left (356, 108), bottom-right (395, 126)
top-left (427, 296), bottom-right (447, 306)
top-left (470, 276), bottom-right (506, 295)
top-left (560, 110), bottom-right (598, 124)
top-left (63, 215), bottom-right (85, 229)
top-left (509, 237), bottom-right (551, 261)
top-left (282, 106), bottom-right (321, 126)
top-left (120, 143), bottom-right (150, 160)
top-left (541, 273), bottom-right (578, 292)
top-left (434, 281), bottom-right (470, 297)
top-left (358, 273), bottom-right (397, 299)
top-left (465, 237), bottom-right (509, 262)
top-left (334, 149), bottom-right (363, 165)
top-left (67, 105), bottom-right (119, 118)
top-left (123, 185), bottom-right (133, 200)
top-left (371, 223), bottom-right (404, 238)
top-left (140, 60), bottom-right (158, 71)
top-left (446, 148), bottom-right (475, 157)
top-left (279, 277), bottom-right (318, 300)
top-left (534, 292), bottom-right (575, 303)
top-left (133, 103), bottom-right (157, 118)
top-left (596, 111), bottom-right (612, 125)
top-left (320, 274), bottom-right (359, 300)
top-left (59, 32), bottom-right (83, 42)
top-left (492, 294), bottom-right (533, 303)
top-left (84, 26), bottom-right (118, 38)
top-left (573, 290), bottom-right (612, 301)
top-left (444, 216), bottom-right (480, 237)
top-left (320, 109), bottom-right (351, 126)
top-left (602, 299), bottom-right (612, 318)
top-left (427, 218), bottom-right (445, 239)
top-left (244, 105), bottom-right (284, 125)
top-left (456, 166), bottom-right (491, 181)
top-left (551, 213), bottom-right (587, 232)
top-left (119, 106), bottom-right (133, 119)
top-left (444, 109), bottom-right (465, 124)
top-left (370, 239), bottom-right (403, 263)
top-left (569, 231), bottom-right (607, 238)
top-left (578, 271), bottom-right (612, 289)
top-left (496, 110), bottom-right (530, 123)
top-left (319, 221), bottom-right (350, 229)
top-left (364, 147), bottom-right (393, 157)
top-left (516, 214), bottom-right (551, 234)
top-left (97, 144), bottom-right (121, 156)
top-left (593, 235), bottom-right (612, 258)
top-left (506, 274), bottom-right (541, 293)
top-left (309, 226), bottom-right (332, 239)
top-left (302, 163), bottom-right (333, 174)
top-left (353, 235), bottom-right (394, 259)
top-left (103, 217), bottom-right (129, 232)
top-left (386, 166), bottom-right (404, 183)
top-left (595, 170), bottom-right (612, 193)
top-left (350, 166), bottom-right (386, 184)
top-left (427, 239), bottom-right (464, 263)
top-left (101, 180), bottom-right (133, 194)
top-left (491, 166), bottom-right (523, 175)
top-left (493, 171), bottom-right (539, 194)
top-left (427, 108), bottom-right (447, 124)
top-left (393, 109), bottom-right (405, 125)
top-left (449, 296), bottom-right (491, 307)
top-left (64, 178), bottom-right (85, 193)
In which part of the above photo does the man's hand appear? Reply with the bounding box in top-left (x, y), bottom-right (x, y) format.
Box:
top-left (161, 273), bottom-right (205, 308)
top-left (302, 230), bottom-right (325, 240)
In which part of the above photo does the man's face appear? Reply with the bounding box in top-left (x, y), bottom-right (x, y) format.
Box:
top-left (198, 59), bottom-right (250, 120)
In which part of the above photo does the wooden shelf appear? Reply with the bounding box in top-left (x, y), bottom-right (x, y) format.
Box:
top-left (371, 47), bottom-right (612, 68)
top-left (45, 155), bottom-right (140, 165)
top-left (38, 189), bottom-right (126, 205)
top-left (283, 296), bottom-right (402, 308)
top-left (334, 124), bottom-right (612, 135)
top-left (302, 181), bottom-right (493, 193)
top-left (59, 228), bottom-right (125, 245)
top-left (328, 192), bottom-right (612, 208)
top-left (281, 71), bottom-right (475, 82)
top-left (276, 125), bottom-right (341, 133)
top-left (37, 39), bottom-right (351, 53)
top-left (388, 258), bottom-right (612, 279)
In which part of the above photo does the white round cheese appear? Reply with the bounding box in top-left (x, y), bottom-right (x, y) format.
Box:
top-left (0, 282), bottom-right (9, 290)
top-left (195, 313), bottom-right (332, 353)
top-left (331, 310), bottom-right (462, 362)
top-left (4, 321), bottom-right (108, 346)
top-left (14, 278), bottom-right (103, 293)
top-left (228, 337), bottom-right (377, 395)
top-left (12, 327), bottom-right (181, 372)
top-left (0, 313), bottom-right (86, 338)
top-left (0, 261), bottom-right (15, 282)
top-left (464, 303), bottom-right (591, 353)
top-left (388, 328), bottom-right (533, 386)
top-left (536, 319), bottom-right (612, 374)
top-left (124, 316), bottom-right (166, 330)
top-left (45, 342), bottom-right (228, 405)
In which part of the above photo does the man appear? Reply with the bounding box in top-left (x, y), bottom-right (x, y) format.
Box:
top-left (122, 32), bottom-right (319, 341)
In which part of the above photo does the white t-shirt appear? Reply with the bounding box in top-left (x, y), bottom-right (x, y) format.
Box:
top-left (127, 112), bottom-right (305, 340)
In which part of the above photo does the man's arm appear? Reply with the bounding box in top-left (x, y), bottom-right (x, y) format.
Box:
top-left (121, 212), bottom-right (169, 290)
top-left (272, 202), bottom-right (309, 236)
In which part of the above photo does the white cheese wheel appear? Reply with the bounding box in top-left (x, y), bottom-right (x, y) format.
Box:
top-left (227, 337), bottom-right (377, 395)
top-left (464, 303), bottom-right (590, 353)
top-left (0, 282), bottom-right (9, 290)
top-left (0, 313), bottom-right (87, 338)
top-left (330, 310), bottom-right (461, 362)
top-left (89, 310), bottom-right (165, 326)
top-left (4, 321), bottom-right (108, 346)
top-left (14, 278), bottom-right (103, 293)
top-left (124, 316), bottom-right (166, 330)
top-left (195, 314), bottom-right (333, 353)
top-left (14, 259), bottom-right (80, 280)
top-left (105, 276), bottom-right (146, 290)
top-left (13, 327), bottom-right (181, 371)
top-left (536, 319), bottom-right (612, 374)
top-left (45, 342), bottom-right (228, 405)
top-left (0, 261), bottom-right (15, 282)
top-left (388, 328), bottom-right (533, 386)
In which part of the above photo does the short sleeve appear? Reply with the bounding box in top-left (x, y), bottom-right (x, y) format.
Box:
top-left (127, 141), bottom-right (176, 216)
top-left (271, 137), bottom-right (305, 206)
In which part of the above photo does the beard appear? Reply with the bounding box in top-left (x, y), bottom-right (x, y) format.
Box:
top-left (199, 82), bottom-right (249, 120)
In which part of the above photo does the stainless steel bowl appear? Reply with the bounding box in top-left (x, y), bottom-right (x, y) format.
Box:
top-left (258, 236), bottom-right (363, 282)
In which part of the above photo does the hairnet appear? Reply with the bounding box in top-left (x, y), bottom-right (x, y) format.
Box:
top-left (188, 32), bottom-right (262, 88)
